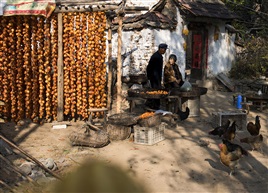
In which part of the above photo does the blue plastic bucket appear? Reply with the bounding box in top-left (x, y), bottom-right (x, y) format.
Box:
top-left (236, 95), bottom-right (242, 109)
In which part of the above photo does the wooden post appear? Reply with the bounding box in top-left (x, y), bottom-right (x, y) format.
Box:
top-left (57, 13), bottom-right (64, 121)
top-left (115, 0), bottom-right (126, 113)
top-left (116, 16), bottom-right (123, 113)
top-left (107, 19), bottom-right (113, 110)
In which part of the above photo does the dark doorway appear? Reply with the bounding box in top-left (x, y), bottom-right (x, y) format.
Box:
top-left (186, 23), bottom-right (208, 81)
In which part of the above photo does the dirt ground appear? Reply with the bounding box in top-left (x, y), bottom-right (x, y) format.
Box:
top-left (0, 89), bottom-right (267, 193)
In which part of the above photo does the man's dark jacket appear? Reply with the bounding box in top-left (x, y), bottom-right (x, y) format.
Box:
top-left (146, 51), bottom-right (163, 89)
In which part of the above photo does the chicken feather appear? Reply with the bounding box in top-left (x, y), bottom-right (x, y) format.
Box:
top-left (240, 134), bottom-right (263, 152)
top-left (222, 139), bottom-right (248, 156)
top-left (209, 120), bottom-right (230, 137)
top-left (219, 143), bottom-right (243, 176)
top-left (222, 120), bottom-right (236, 141)
top-left (177, 107), bottom-right (190, 121)
top-left (247, 115), bottom-right (261, 136)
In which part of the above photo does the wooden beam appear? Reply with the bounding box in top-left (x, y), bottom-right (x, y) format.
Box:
top-left (55, 5), bottom-right (119, 13)
top-left (0, 180), bottom-right (14, 193)
top-left (55, 5), bottom-right (148, 13)
top-left (107, 18), bottom-right (113, 110)
top-left (57, 13), bottom-right (64, 122)
top-left (216, 72), bottom-right (235, 92)
top-left (116, 15), bottom-right (123, 113)
top-left (0, 154), bottom-right (37, 185)
top-left (56, 1), bottom-right (112, 5)
top-left (125, 6), bottom-right (149, 11)
top-left (0, 134), bottom-right (62, 180)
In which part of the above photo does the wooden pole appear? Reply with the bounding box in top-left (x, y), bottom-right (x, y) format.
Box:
top-left (0, 135), bottom-right (62, 180)
top-left (0, 154), bottom-right (38, 185)
top-left (107, 19), bottom-right (113, 110)
top-left (116, 16), bottom-right (123, 113)
top-left (57, 13), bottom-right (64, 122)
top-left (0, 180), bottom-right (14, 192)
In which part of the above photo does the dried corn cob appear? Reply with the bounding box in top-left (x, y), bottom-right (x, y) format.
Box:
top-left (31, 16), bottom-right (40, 122)
top-left (51, 14), bottom-right (58, 120)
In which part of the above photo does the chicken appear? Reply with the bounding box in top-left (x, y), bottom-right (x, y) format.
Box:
top-left (222, 139), bottom-right (248, 156)
top-left (208, 120), bottom-right (230, 137)
top-left (177, 107), bottom-right (190, 121)
top-left (222, 120), bottom-right (237, 141)
top-left (247, 115), bottom-right (261, 136)
top-left (240, 134), bottom-right (263, 152)
top-left (219, 143), bottom-right (243, 176)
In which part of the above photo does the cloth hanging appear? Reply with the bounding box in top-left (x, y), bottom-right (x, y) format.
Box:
top-left (3, 0), bottom-right (55, 18)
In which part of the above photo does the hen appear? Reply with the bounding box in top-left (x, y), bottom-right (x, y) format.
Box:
top-left (247, 115), bottom-right (261, 136)
top-left (208, 120), bottom-right (230, 137)
top-left (240, 134), bottom-right (263, 152)
top-left (219, 143), bottom-right (244, 176)
top-left (177, 107), bottom-right (190, 121)
top-left (222, 139), bottom-right (248, 156)
top-left (222, 121), bottom-right (237, 141)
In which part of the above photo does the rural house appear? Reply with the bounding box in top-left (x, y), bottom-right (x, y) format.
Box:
top-left (110, 0), bottom-right (238, 82)
top-left (0, 0), bottom-right (238, 122)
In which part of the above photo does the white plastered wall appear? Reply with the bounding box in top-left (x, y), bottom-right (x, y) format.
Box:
top-left (207, 21), bottom-right (236, 77)
top-left (110, 7), bottom-right (186, 79)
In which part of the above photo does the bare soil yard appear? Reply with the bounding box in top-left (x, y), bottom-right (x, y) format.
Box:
top-left (0, 90), bottom-right (267, 193)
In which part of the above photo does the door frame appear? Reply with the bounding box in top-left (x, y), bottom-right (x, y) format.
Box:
top-left (186, 22), bottom-right (208, 81)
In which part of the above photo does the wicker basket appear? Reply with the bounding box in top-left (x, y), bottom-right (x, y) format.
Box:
top-left (108, 113), bottom-right (138, 126)
top-left (104, 123), bottom-right (131, 141)
top-left (69, 126), bottom-right (109, 148)
top-left (138, 114), bottom-right (161, 127)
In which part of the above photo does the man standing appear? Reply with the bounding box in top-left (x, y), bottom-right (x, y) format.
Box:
top-left (146, 43), bottom-right (168, 109)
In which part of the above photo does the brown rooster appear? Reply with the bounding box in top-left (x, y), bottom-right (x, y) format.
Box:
top-left (240, 134), bottom-right (263, 152)
top-left (247, 115), bottom-right (261, 136)
top-left (222, 120), bottom-right (236, 141)
top-left (222, 139), bottom-right (248, 156)
top-left (219, 143), bottom-right (244, 176)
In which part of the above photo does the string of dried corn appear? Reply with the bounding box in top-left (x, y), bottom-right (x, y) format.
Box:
top-left (44, 18), bottom-right (52, 121)
top-left (98, 12), bottom-right (107, 115)
top-left (81, 13), bottom-right (88, 119)
top-left (37, 17), bottom-right (45, 120)
top-left (31, 16), bottom-right (39, 122)
top-left (0, 17), bottom-right (4, 115)
top-left (17, 16), bottom-right (25, 121)
top-left (87, 12), bottom-right (95, 114)
top-left (10, 17), bottom-right (18, 121)
top-left (23, 16), bottom-right (32, 119)
top-left (75, 13), bottom-right (82, 117)
top-left (63, 13), bottom-right (71, 116)
top-left (69, 13), bottom-right (77, 118)
top-left (51, 14), bottom-right (58, 120)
